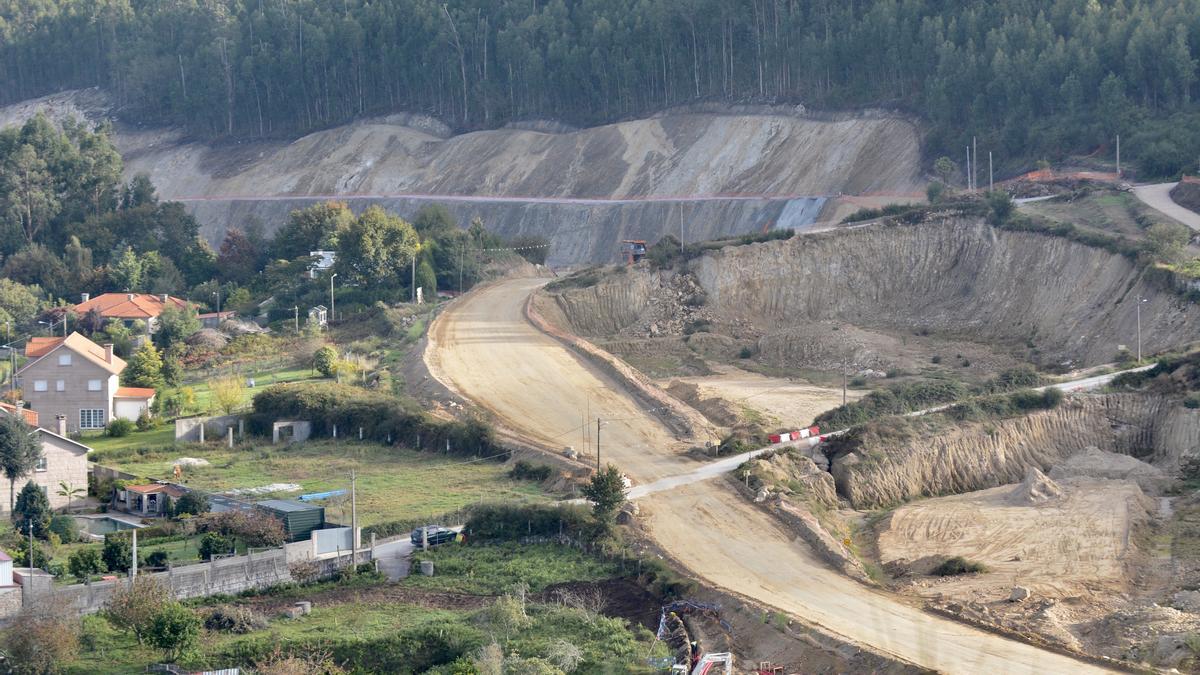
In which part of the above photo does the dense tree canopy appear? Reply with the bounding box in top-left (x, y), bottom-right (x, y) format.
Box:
top-left (2, 1), bottom-right (1200, 173)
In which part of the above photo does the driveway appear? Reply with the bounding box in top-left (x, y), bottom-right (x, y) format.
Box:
top-left (1133, 182), bottom-right (1200, 231)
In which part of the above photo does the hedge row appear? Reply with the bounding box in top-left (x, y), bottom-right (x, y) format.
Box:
top-left (249, 382), bottom-right (503, 460)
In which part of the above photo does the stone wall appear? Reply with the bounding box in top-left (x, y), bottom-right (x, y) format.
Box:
top-left (175, 414), bottom-right (241, 443)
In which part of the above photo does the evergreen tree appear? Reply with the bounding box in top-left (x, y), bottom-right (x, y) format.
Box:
top-left (13, 481), bottom-right (52, 540)
top-left (0, 413), bottom-right (41, 513)
top-left (123, 342), bottom-right (165, 390)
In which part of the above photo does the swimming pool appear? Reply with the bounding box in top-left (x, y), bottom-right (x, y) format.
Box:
top-left (74, 516), bottom-right (142, 537)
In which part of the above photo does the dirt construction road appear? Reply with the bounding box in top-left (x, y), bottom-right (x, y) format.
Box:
top-left (426, 278), bottom-right (1116, 674)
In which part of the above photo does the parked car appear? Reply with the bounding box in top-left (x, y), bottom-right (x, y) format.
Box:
top-left (411, 525), bottom-right (457, 546)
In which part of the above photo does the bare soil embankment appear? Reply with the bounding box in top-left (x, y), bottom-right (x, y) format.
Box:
top-left (538, 218), bottom-right (1200, 370)
top-left (0, 90), bottom-right (924, 264)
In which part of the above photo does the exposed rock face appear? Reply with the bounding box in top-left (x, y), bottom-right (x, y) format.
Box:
top-left (540, 219), bottom-right (1200, 367)
top-left (830, 395), bottom-right (1189, 509)
top-left (745, 451), bottom-right (838, 509)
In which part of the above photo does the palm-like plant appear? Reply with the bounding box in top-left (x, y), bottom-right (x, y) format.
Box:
top-left (57, 480), bottom-right (85, 513)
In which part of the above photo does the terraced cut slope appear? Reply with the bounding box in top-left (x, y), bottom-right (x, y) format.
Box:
top-left (0, 91), bottom-right (923, 264)
top-left (540, 219), bottom-right (1200, 368)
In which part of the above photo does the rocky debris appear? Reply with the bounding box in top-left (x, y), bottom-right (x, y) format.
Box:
top-left (744, 451), bottom-right (837, 509)
top-left (754, 487), bottom-right (772, 503)
top-left (1049, 445), bottom-right (1168, 494)
top-left (185, 328), bottom-right (228, 348)
top-left (1172, 590), bottom-right (1200, 614)
top-left (1009, 586), bottom-right (1031, 602)
top-left (174, 457), bottom-right (210, 467)
top-left (1006, 467), bottom-right (1062, 506)
top-left (617, 502), bottom-right (641, 525)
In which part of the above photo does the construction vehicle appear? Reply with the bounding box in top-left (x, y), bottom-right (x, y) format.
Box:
top-left (691, 652), bottom-right (732, 675)
top-left (622, 239), bottom-right (647, 264)
top-left (756, 662), bottom-right (784, 675)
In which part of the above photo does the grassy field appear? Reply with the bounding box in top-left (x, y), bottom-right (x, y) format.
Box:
top-left (62, 543), bottom-right (665, 674)
top-left (408, 542), bottom-right (620, 595)
top-left (92, 441), bottom-right (551, 525)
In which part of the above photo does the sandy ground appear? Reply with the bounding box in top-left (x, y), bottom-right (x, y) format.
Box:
top-left (667, 365), bottom-right (860, 429)
top-left (426, 278), bottom-right (1115, 674)
top-left (878, 478), bottom-right (1148, 600)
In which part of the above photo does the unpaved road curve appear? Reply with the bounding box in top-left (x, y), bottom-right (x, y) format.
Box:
top-left (427, 278), bottom-right (1117, 674)
top-left (1133, 182), bottom-right (1200, 231)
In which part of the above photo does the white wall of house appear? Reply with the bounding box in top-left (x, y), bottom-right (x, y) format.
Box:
top-left (114, 398), bottom-right (151, 421)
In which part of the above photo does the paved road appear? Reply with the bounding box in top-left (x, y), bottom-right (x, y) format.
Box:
top-left (1133, 182), bottom-right (1200, 231)
top-left (427, 278), bottom-right (1117, 674)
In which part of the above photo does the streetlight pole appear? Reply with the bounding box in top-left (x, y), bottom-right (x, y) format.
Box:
top-left (1136, 295), bottom-right (1149, 363)
top-left (293, 306), bottom-right (299, 334)
top-left (329, 273), bottom-right (338, 325)
top-left (411, 255), bottom-right (417, 304)
top-left (596, 417), bottom-right (602, 472)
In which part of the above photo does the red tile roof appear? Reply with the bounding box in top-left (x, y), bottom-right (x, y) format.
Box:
top-left (0, 402), bottom-right (37, 426)
top-left (72, 293), bottom-right (190, 320)
top-left (24, 337), bottom-right (64, 358)
top-left (114, 387), bottom-right (156, 399)
top-left (19, 333), bottom-right (125, 376)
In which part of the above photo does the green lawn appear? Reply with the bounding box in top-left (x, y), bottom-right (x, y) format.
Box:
top-left (187, 365), bottom-right (322, 414)
top-left (92, 441), bottom-right (551, 525)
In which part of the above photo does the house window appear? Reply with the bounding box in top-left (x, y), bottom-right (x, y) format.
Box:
top-left (58, 354), bottom-right (71, 366)
top-left (35, 456), bottom-right (46, 472)
top-left (55, 380), bottom-right (65, 392)
top-left (80, 409), bottom-right (105, 429)
top-left (87, 379), bottom-right (102, 392)
top-left (33, 380), bottom-right (47, 392)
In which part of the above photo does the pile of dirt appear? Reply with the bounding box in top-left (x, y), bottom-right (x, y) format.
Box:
top-left (665, 380), bottom-right (743, 429)
top-left (1048, 446), bottom-right (1169, 493)
top-left (1171, 181), bottom-right (1200, 213)
top-left (1006, 467), bottom-right (1063, 505)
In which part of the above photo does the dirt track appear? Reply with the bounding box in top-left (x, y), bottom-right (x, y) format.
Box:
top-left (426, 278), bottom-right (1117, 674)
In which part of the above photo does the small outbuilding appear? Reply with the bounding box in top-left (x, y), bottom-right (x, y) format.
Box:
top-left (256, 499), bottom-right (325, 542)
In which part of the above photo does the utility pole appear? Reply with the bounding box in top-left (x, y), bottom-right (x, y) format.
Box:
top-left (27, 520), bottom-right (33, 575)
top-left (131, 528), bottom-right (138, 580)
top-left (1116, 134), bottom-right (1121, 176)
top-left (350, 469), bottom-right (358, 565)
top-left (1136, 294), bottom-right (1147, 363)
top-left (964, 135), bottom-right (974, 190)
top-left (989, 152), bottom-right (994, 192)
top-left (842, 355), bottom-right (848, 406)
top-left (966, 146), bottom-right (972, 191)
top-left (680, 204), bottom-right (685, 254)
top-left (596, 417), bottom-right (602, 472)
top-left (458, 241), bottom-right (465, 294)
top-left (293, 306), bottom-right (299, 334)
top-left (329, 272), bottom-right (337, 324)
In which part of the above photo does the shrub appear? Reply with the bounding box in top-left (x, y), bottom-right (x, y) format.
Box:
top-left (204, 605), bottom-right (268, 634)
top-left (67, 547), bottom-right (105, 579)
top-left (49, 515), bottom-right (79, 543)
top-left (106, 576), bottom-right (169, 645)
top-left (144, 550), bottom-right (170, 568)
top-left (102, 533), bottom-right (133, 573)
top-left (932, 556), bottom-right (987, 576)
top-left (199, 532), bottom-right (235, 560)
top-left (3, 609), bottom-right (79, 673)
top-left (147, 601), bottom-right (201, 661)
top-left (582, 464), bottom-right (626, 526)
top-left (509, 461), bottom-right (553, 482)
top-left (815, 379), bottom-right (970, 430)
top-left (313, 345), bottom-right (339, 377)
top-left (196, 510), bottom-right (285, 548)
top-left (106, 418), bottom-right (135, 437)
top-left (464, 503), bottom-right (593, 542)
top-left (174, 492), bottom-right (210, 517)
top-left (136, 411), bottom-right (154, 432)
top-left (738, 346), bottom-right (754, 359)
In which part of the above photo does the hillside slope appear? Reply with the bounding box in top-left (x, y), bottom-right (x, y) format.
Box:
top-left (538, 219), bottom-right (1200, 368)
top-left (0, 91), bottom-right (923, 264)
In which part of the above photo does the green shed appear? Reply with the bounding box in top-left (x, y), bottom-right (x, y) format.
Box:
top-left (256, 499), bottom-right (326, 542)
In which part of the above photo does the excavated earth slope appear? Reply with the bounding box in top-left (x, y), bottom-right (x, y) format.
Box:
top-left (0, 91), bottom-right (923, 264)
top-left (831, 394), bottom-right (1198, 509)
top-left (539, 218), bottom-right (1200, 367)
